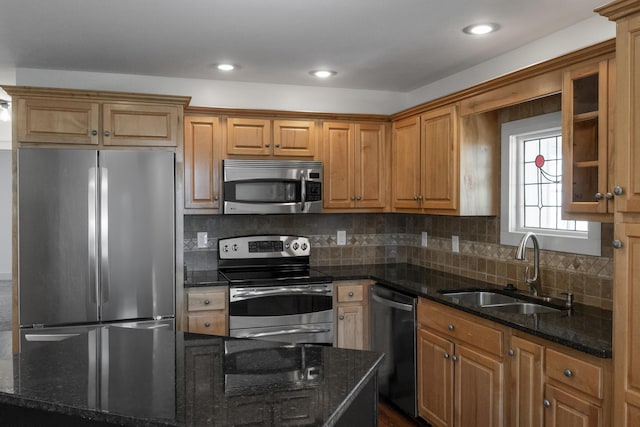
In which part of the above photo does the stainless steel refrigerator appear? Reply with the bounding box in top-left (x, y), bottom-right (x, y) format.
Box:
top-left (18, 148), bottom-right (175, 334)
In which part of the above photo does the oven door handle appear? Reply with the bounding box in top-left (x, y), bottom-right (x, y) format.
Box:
top-left (300, 171), bottom-right (306, 212)
top-left (232, 286), bottom-right (331, 300)
top-left (234, 327), bottom-right (331, 339)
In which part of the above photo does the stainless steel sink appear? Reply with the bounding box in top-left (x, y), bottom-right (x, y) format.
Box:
top-left (481, 302), bottom-right (562, 315)
top-left (439, 290), bottom-right (565, 315)
top-left (439, 291), bottom-right (520, 306)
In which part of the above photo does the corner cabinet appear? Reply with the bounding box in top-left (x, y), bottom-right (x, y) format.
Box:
top-left (562, 58), bottom-right (616, 222)
top-left (184, 116), bottom-right (222, 210)
top-left (392, 105), bottom-right (499, 215)
top-left (11, 90), bottom-right (186, 147)
top-left (322, 122), bottom-right (388, 211)
top-left (333, 280), bottom-right (371, 350)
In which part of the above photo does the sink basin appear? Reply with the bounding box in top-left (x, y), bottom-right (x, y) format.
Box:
top-left (439, 291), bottom-right (520, 306)
top-left (481, 302), bottom-right (562, 315)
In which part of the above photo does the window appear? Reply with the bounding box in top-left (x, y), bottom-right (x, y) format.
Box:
top-left (500, 112), bottom-right (600, 256)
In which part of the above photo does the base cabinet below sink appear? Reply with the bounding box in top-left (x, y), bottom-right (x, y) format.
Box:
top-left (417, 298), bottom-right (612, 427)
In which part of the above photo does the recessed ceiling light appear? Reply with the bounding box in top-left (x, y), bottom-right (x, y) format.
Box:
top-left (462, 23), bottom-right (499, 35)
top-left (217, 63), bottom-right (236, 71)
top-left (310, 70), bottom-right (337, 78)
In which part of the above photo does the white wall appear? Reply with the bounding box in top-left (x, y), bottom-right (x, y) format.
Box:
top-left (0, 151), bottom-right (11, 280)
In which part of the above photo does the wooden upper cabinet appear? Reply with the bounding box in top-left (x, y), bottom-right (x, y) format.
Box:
top-left (103, 103), bottom-right (179, 147)
top-left (226, 118), bottom-right (271, 156)
top-left (562, 58), bottom-right (614, 221)
top-left (9, 87), bottom-right (187, 147)
top-left (16, 98), bottom-right (100, 145)
top-left (184, 116), bottom-right (221, 210)
top-left (392, 105), bottom-right (498, 215)
top-left (226, 118), bottom-right (316, 157)
top-left (322, 121), bottom-right (387, 210)
top-left (421, 105), bottom-right (458, 212)
top-left (273, 120), bottom-right (316, 157)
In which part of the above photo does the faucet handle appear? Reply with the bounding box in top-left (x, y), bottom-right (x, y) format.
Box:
top-left (560, 292), bottom-right (574, 309)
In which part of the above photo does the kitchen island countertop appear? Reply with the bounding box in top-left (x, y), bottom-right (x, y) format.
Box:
top-left (0, 327), bottom-right (383, 426)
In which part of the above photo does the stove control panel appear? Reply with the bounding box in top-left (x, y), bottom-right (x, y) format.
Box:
top-left (219, 235), bottom-right (311, 259)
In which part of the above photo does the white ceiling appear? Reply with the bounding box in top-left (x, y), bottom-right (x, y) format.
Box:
top-left (0, 0), bottom-right (609, 92)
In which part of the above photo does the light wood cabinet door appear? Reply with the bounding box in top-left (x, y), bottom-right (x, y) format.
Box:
top-left (455, 344), bottom-right (505, 427)
top-left (543, 384), bottom-right (602, 427)
top-left (184, 116), bottom-right (221, 209)
top-left (336, 304), bottom-right (364, 350)
top-left (102, 103), bottom-right (179, 146)
top-left (323, 122), bottom-right (387, 210)
top-left (273, 120), bottom-right (316, 157)
top-left (417, 327), bottom-right (454, 427)
top-left (227, 118), bottom-right (272, 156)
top-left (323, 122), bottom-right (354, 208)
top-left (354, 123), bottom-right (386, 209)
top-left (392, 116), bottom-right (421, 209)
top-left (509, 336), bottom-right (544, 427)
top-left (421, 105), bottom-right (458, 212)
top-left (562, 60), bottom-right (612, 219)
top-left (16, 98), bottom-right (100, 145)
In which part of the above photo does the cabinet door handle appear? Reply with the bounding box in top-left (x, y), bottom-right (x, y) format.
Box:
top-left (104, 130), bottom-right (110, 137)
top-left (447, 324), bottom-right (454, 331)
top-left (563, 368), bottom-right (573, 378)
top-left (275, 144), bottom-right (280, 148)
top-left (91, 130), bottom-right (98, 136)
top-left (265, 144), bottom-right (270, 148)
top-left (356, 196), bottom-right (361, 201)
top-left (214, 196), bottom-right (219, 201)
top-left (443, 353), bottom-right (450, 359)
top-left (508, 349), bottom-right (516, 357)
top-left (204, 322), bottom-right (211, 327)
top-left (613, 240), bottom-right (623, 249)
top-left (351, 196), bottom-right (356, 201)
top-left (605, 192), bottom-right (614, 200)
top-left (451, 355), bottom-right (458, 362)
top-left (614, 186), bottom-right (623, 196)
top-left (543, 399), bottom-right (551, 408)
top-left (339, 315), bottom-right (345, 320)
top-left (595, 192), bottom-right (603, 201)
top-left (413, 196), bottom-right (418, 200)
top-left (418, 195), bottom-right (423, 200)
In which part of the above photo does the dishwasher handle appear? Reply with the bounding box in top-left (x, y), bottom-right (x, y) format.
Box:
top-left (371, 291), bottom-right (414, 312)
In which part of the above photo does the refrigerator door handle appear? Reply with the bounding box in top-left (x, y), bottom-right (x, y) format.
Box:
top-left (100, 167), bottom-right (110, 304)
top-left (24, 333), bottom-right (81, 342)
top-left (88, 167), bottom-right (98, 303)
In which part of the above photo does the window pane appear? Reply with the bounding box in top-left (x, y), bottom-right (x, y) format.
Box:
top-left (524, 183), bottom-right (539, 205)
top-left (540, 207), bottom-right (557, 229)
top-left (524, 207), bottom-right (540, 228)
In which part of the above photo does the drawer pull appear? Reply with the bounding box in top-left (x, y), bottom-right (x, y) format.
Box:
top-left (444, 353), bottom-right (450, 359)
top-left (447, 324), bottom-right (454, 331)
top-left (563, 368), bottom-right (573, 378)
top-left (543, 399), bottom-right (551, 408)
top-left (204, 322), bottom-right (211, 327)
top-left (508, 349), bottom-right (516, 357)
top-left (348, 291), bottom-right (354, 297)
top-left (204, 299), bottom-right (210, 305)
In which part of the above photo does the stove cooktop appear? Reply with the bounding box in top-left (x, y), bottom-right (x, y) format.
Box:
top-left (219, 267), bottom-right (332, 286)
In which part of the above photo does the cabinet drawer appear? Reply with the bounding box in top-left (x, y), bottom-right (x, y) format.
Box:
top-left (337, 284), bottom-right (364, 303)
top-left (187, 312), bottom-right (226, 336)
top-left (419, 299), bottom-right (504, 357)
top-left (545, 348), bottom-right (603, 399)
top-left (187, 289), bottom-right (226, 311)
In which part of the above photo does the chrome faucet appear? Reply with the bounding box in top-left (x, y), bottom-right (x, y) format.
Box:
top-left (515, 232), bottom-right (543, 297)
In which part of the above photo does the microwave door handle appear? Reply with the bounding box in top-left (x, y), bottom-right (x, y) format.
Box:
top-left (300, 171), bottom-right (306, 212)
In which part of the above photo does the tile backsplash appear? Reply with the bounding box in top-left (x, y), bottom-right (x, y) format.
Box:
top-left (184, 213), bottom-right (613, 310)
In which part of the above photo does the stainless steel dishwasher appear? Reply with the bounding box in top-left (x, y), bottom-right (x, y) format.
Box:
top-left (370, 284), bottom-right (417, 418)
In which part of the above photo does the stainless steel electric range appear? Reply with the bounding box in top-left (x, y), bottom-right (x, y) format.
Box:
top-left (218, 235), bottom-right (334, 345)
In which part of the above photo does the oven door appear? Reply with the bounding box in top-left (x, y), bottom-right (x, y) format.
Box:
top-left (229, 283), bottom-right (333, 344)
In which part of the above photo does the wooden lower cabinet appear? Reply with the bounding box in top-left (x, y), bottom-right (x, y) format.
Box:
top-left (508, 336), bottom-right (544, 427)
top-left (417, 298), bottom-right (505, 427)
top-left (183, 286), bottom-right (228, 336)
top-left (334, 280), bottom-right (370, 350)
top-left (417, 298), bottom-right (611, 427)
top-left (543, 384), bottom-right (602, 427)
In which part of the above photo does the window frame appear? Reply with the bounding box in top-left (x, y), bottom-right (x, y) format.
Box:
top-left (500, 112), bottom-right (601, 256)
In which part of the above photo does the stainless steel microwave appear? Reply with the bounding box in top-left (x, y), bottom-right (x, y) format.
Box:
top-left (222, 159), bottom-right (322, 214)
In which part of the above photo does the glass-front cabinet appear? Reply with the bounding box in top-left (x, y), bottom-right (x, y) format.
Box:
top-left (562, 58), bottom-right (615, 222)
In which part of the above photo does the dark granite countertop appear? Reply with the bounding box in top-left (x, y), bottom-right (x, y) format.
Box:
top-left (184, 263), bottom-right (612, 358)
top-left (184, 270), bottom-right (226, 287)
top-left (0, 325), bottom-right (383, 426)
top-left (318, 263), bottom-right (613, 359)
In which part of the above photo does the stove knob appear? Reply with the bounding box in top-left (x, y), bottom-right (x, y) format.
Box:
top-left (293, 242), bottom-right (299, 250)
top-left (232, 244), bottom-right (239, 251)
top-left (301, 243), bottom-right (308, 251)
top-left (285, 243), bottom-right (290, 249)
top-left (222, 245), bottom-right (229, 252)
